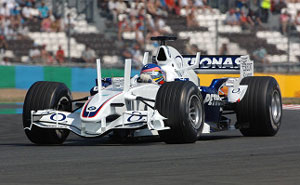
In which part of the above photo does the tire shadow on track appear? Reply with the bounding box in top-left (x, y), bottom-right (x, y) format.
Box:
top-left (199, 135), bottom-right (242, 141)
top-left (0, 135), bottom-right (243, 147)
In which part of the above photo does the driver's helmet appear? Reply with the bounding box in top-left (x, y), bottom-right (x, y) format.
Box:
top-left (140, 64), bottom-right (165, 85)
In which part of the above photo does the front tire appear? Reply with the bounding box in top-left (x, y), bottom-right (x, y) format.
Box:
top-left (236, 76), bottom-right (282, 136)
top-left (155, 81), bottom-right (204, 144)
top-left (23, 81), bottom-right (72, 144)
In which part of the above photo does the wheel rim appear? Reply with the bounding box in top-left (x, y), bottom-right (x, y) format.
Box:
top-left (271, 90), bottom-right (281, 124)
top-left (188, 95), bottom-right (202, 129)
top-left (57, 96), bottom-right (70, 111)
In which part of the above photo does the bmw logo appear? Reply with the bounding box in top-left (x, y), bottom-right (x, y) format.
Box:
top-left (87, 106), bottom-right (97, 111)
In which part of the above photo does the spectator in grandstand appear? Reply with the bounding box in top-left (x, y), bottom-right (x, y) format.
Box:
top-left (173, 1), bottom-right (181, 15)
top-left (154, 0), bottom-right (168, 17)
top-left (293, 10), bottom-right (300, 26)
top-left (252, 47), bottom-right (269, 64)
top-left (247, 9), bottom-right (264, 28)
top-left (55, 45), bottom-right (64, 64)
top-left (0, 3), bottom-right (11, 17)
top-left (131, 43), bottom-right (143, 67)
top-left (48, 10), bottom-right (55, 21)
top-left (64, 13), bottom-right (75, 34)
top-left (122, 43), bottom-right (143, 67)
top-left (260, 0), bottom-right (271, 23)
top-left (0, 35), bottom-right (8, 58)
top-left (272, 0), bottom-right (287, 14)
top-left (129, 15), bottom-right (138, 31)
top-left (0, 57), bottom-right (10, 65)
top-left (98, 0), bottom-right (110, 18)
top-left (38, 2), bottom-right (49, 19)
top-left (115, 0), bottom-right (127, 14)
top-left (41, 16), bottom-right (51, 32)
top-left (21, 4), bottom-right (32, 20)
top-left (236, 9), bottom-right (250, 29)
top-left (4, 24), bottom-right (16, 40)
top-left (235, 0), bottom-right (250, 17)
top-left (117, 15), bottom-right (130, 40)
top-left (40, 44), bottom-right (48, 64)
top-left (225, 8), bottom-right (240, 26)
top-left (219, 43), bottom-right (228, 55)
top-left (180, 0), bottom-right (188, 8)
top-left (194, 0), bottom-right (213, 12)
top-left (146, 29), bottom-right (160, 47)
top-left (249, 0), bottom-right (260, 15)
top-left (81, 46), bottom-right (96, 63)
top-left (108, 0), bottom-right (118, 23)
top-left (10, 14), bottom-right (21, 28)
top-left (186, 0), bottom-right (198, 27)
top-left (147, 0), bottom-right (158, 16)
top-left (29, 44), bottom-right (41, 63)
top-left (155, 15), bottom-right (172, 33)
top-left (11, 5), bottom-right (20, 17)
top-left (46, 52), bottom-right (55, 64)
top-left (165, 0), bottom-right (175, 12)
top-left (185, 44), bottom-right (200, 55)
top-left (51, 17), bottom-right (62, 32)
top-left (136, 26), bottom-right (144, 48)
top-left (145, 14), bottom-right (155, 32)
top-left (280, 8), bottom-right (291, 34)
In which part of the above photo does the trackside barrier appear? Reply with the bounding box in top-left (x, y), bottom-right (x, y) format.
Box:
top-left (0, 65), bottom-right (299, 97)
top-left (0, 65), bottom-right (139, 92)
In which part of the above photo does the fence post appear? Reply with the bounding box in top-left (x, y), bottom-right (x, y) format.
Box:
top-left (215, 19), bottom-right (219, 55)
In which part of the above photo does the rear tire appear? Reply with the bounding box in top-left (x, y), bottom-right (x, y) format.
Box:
top-left (236, 76), bottom-right (282, 136)
top-left (155, 81), bottom-right (204, 144)
top-left (23, 81), bottom-right (72, 144)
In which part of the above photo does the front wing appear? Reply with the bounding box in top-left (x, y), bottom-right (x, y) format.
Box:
top-left (24, 109), bottom-right (169, 138)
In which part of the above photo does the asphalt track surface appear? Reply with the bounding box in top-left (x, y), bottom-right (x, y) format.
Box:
top-left (0, 109), bottom-right (300, 185)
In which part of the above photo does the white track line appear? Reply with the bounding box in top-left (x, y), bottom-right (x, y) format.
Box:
top-left (283, 104), bottom-right (300, 110)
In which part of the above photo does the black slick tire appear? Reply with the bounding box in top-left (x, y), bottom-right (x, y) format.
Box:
top-left (155, 81), bottom-right (204, 144)
top-left (236, 76), bottom-right (282, 136)
top-left (23, 81), bottom-right (72, 144)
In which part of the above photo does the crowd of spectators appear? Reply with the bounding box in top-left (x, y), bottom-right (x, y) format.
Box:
top-left (100, 0), bottom-right (214, 66)
top-left (0, 0), bottom-right (70, 65)
top-left (223, 0), bottom-right (300, 35)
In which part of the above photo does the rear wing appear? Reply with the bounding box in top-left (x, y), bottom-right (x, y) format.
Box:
top-left (182, 55), bottom-right (254, 78)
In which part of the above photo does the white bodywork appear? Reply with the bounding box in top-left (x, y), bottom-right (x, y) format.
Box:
top-left (25, 45), bottom-right (254, 137)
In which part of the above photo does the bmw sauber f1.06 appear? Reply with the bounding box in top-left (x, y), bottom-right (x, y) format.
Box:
top-left (23, 36), bottom-right (282, 144)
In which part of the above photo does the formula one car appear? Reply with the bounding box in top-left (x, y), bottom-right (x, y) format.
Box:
top-left (23, 36), bottom-right (282, 144)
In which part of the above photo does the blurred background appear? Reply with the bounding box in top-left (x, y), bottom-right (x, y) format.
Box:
top-left (0, 0), bottom-right (299, 97)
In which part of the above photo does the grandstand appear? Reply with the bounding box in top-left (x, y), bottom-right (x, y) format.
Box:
top-left (0, 0), bottom-right (300, 72)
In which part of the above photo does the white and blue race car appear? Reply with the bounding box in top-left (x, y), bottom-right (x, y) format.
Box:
top-left (23, 36), bottom-right (282, 144)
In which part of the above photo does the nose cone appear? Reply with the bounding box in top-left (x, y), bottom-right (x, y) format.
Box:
top-left (81, 90), bottom-right (122, 122)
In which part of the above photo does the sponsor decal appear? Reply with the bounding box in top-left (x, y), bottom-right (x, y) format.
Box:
top-left (50, 113), bottom-right (67, 122)
top-left (175, 78), bottom-right (189, 81)
top-left (232, 88), bottom-right (241, 93)
top-left (183, 55), bottom-right (241, 69)
top-left (204, 94), bottom-right (223, 106)
top-left (240, 56), bottom-right (254, 78)
top-left (127, 111), bottom-right (145, 122)
top-left (87, 106), bottom-right (97, 111)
